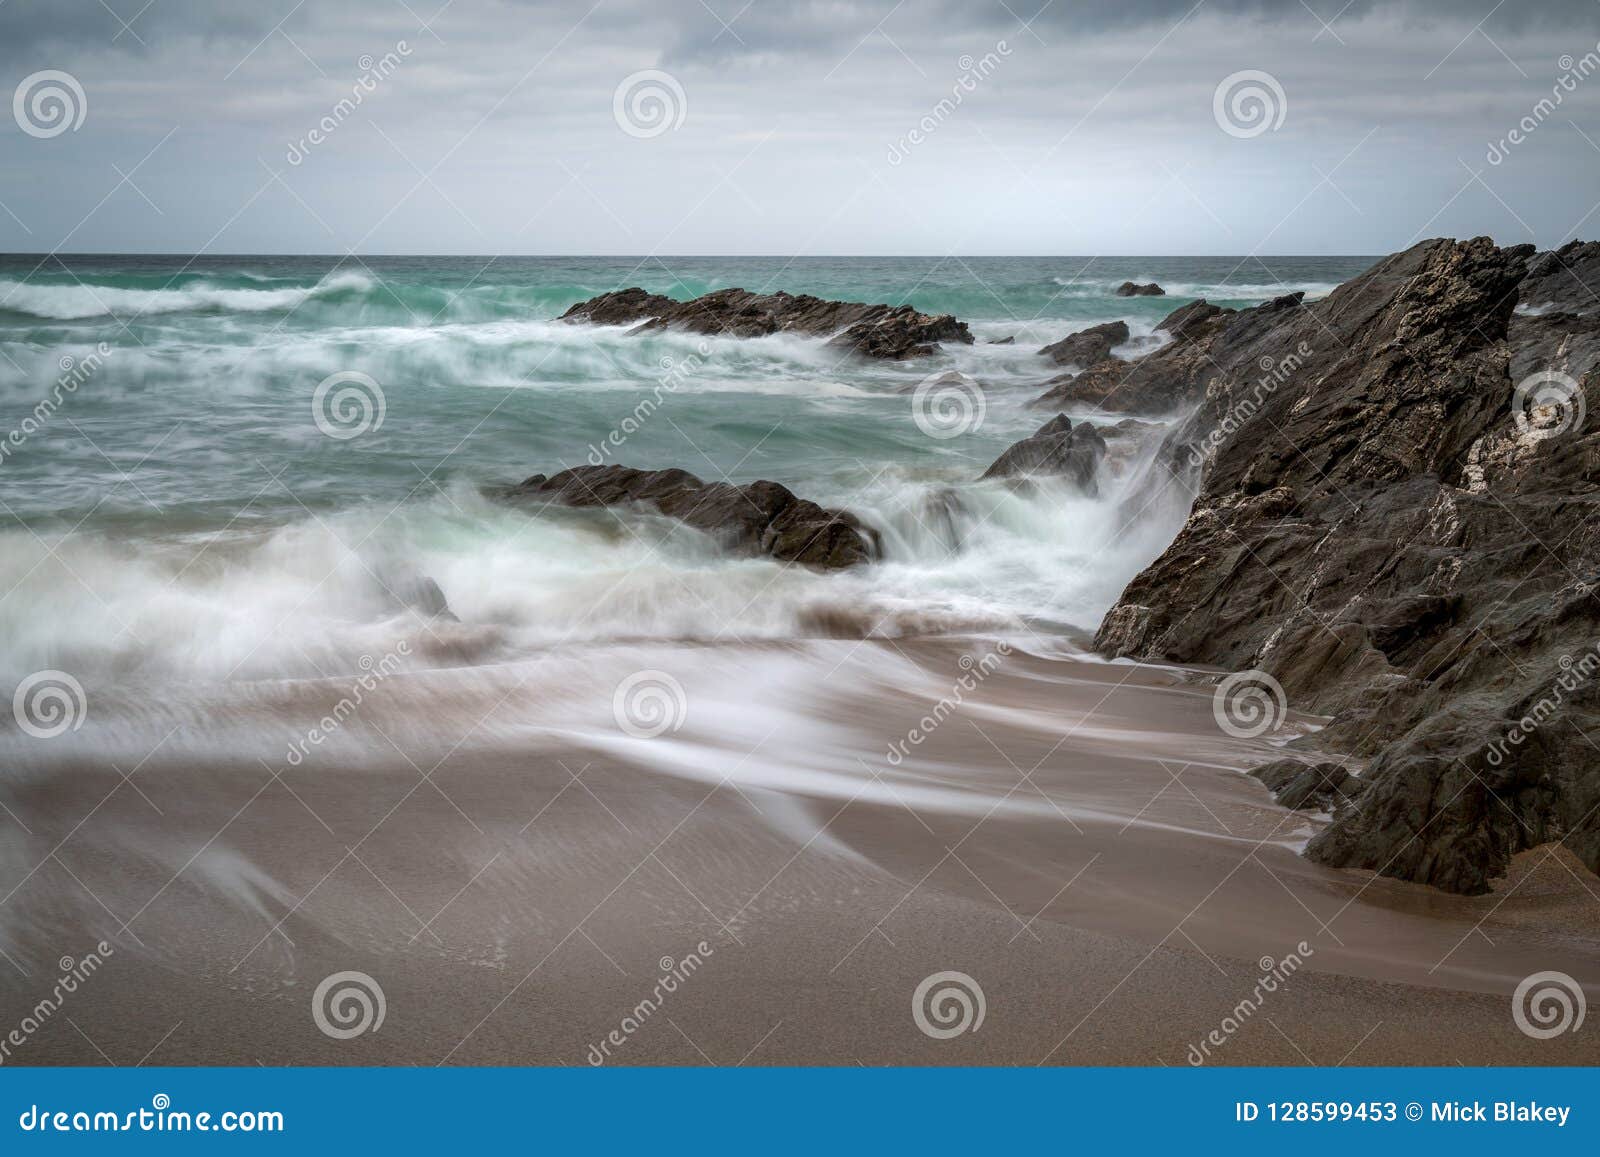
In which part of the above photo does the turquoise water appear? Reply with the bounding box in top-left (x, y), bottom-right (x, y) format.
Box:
top-left (0, 254), bottom-right (1371, 683)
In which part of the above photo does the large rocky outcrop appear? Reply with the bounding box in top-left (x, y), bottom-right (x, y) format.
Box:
top-left (1091, 237), bottom-right (1600, 894)
top-left (559, 287), bottom-right (972, 360)
top-left (502, 465), bottom-right (877, 569)
top-left (978, 414), bottom-right (1107, 492)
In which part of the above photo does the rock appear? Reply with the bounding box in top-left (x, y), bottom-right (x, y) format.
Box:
top-left (1092, 235), bottom-right (1600, 894)
top-left (1252, 758), bottom-right (1366, 812)
top-left (1037, 320), bottom-right (1129, 368)
top-left (978, 415), bottom-right (1107, 492)
top-left (1029, 298), bottom-right (1255, 413)
top-left (1116, 281), bottom-right (1166, 297)
top-left (1518, 240), bottom-right (1600, 315)
top-left (559, 287), bottom-right (972, 359)
top-left (988, 336), bottom-right (1015, 345)
top-left (502, 465), bottom-right (878, 569)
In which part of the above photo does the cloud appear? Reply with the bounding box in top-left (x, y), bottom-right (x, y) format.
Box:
top-left (0, 0), bottom-right (1594, 254)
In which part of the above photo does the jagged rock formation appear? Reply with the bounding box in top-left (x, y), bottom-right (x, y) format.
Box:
top-left (558, 287), bottom-right (973, 360)
top-left (502, 465), bottom-right (877, 569)
top-left (1030, 296), bottom-right (1311, 414)
top-left (1091, 237), bottom-right (1600, 894)
top-left (978, 414), bottom-right (1107, 493)
top-left (1038, 320), bottom-right (1128, 368)
top-left (1116, 281), bottom-right (1165, 297)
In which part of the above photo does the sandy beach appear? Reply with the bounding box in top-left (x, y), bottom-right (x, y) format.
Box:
top-left (3, 637), bottom-right (1595, 1066)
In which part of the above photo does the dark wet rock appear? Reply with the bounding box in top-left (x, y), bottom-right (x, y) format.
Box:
top-left (1252, 759), bottom-right (1367, 812)
top-left (1518, 240), bottom-right (1600, 316)
top-left (1038, 320), bottom-right (1128, 368)
top-left (559, 287), bottom-right (972, 359)
top-left (978, 415), bottom-right (1107, 493)
top-left (1116, 281), bottom-right (1165, 297)
top-left (988, 335), bottom-right (1015, 345)
top-left (1092, 235), bottom-right (1600, 894)
top-left (1029, 297), bottom-right (1252, 414)
top-left (503, 465), bottom-right (877, 569)
top-left (379, 570), bottom-right (457, 621)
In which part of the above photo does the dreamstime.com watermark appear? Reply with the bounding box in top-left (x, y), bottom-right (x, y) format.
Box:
top-left (0, 943), bottom-right (114, 1065)
top-left (1213, 70), bottom-right (1287, 139)
top-left (1485, 644), bottom-right (1600, 768)
top-left (912, 370), bottom-right (986, 440)
top-left (13, 70), bottom-right (87, 138)
top-left (886, 642), bottom-right (1010, 766)
top-left (12, 669), bottom-right (88, 739)
top-left (284, 643), bottom-right (411, 766)
top-left (0, 344), bottom-right (112, 469)
top-left (286, 42), bottom-right (413, 165)
top-left (587, 340), bottom-right (712, 464)
top-left (1188, 342), bottom-right (1313, 468)
top-left (1211, 668), bottom-right (1288, 739)
top-left (312, 369), bottom-right (386, 440)
top-left (912, 970), bottom-right (986, 1039)
top-left (886, 41), bottom-right (1012, 165)
top-left (17, 1095), bottom-right (283, 1134)
top-left (613, 70), bottom-right (687, 138)
top-left (612, 669), bottom-right (688, 739)
top-left (1512, 368), bottom-right (1586, 441)
top-left (585, 941), bottom-right (714, 1064)
top-left (1186, 942), bottom-right (1314, 1064)
top-left (1512, 970), bottom-right (1586, 1040)
top-left (1487, 45), bottom-right (1600, 165)
top-left (312, 970), bottom-right (386, 1039)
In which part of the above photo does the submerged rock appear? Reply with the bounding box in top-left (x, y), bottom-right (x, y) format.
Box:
top-left (503, 464), bottom-right (877, 569)
top-left (1092, 235), bottom-right (1600, 894)
top-left (979, 414), bottom-right (1107, 493)
top-left (1116, 281), bottom-right (1165, 297)
top-left (1037, 320), bottom-right (1128, 368)
top-left (559, 287), bottom-right (972, 360)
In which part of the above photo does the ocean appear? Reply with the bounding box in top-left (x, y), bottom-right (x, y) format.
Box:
top-left (0, 253), bottom-right (1371, 689)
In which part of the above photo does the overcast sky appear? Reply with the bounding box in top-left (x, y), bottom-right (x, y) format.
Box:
top-left (0, 0), bottom-right (1596, 255)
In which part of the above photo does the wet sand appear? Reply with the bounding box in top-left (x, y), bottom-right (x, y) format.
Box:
top-left (2, 637), bottom-right (1597, 1065)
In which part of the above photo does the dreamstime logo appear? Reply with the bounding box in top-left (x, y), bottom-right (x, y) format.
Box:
top-left (886, 642), bottom-right (1011, 766)
top-left (1512, 369), bottom-right (1586, 442)
top-left (0, 343), bottom-right (112, 469)
top-left (0, 941), bottom-right (113, 1065)
top-left (1512, 970), bottom-right (1586, 1040)
top-left (1487, 44), bottom-right (1600, 164)
top-left (1187, 943), bottom-right (1313, 1064)
top-left (1211, 669), bottom-right (1287, 739)
top-left (13, 670), bottom-right (87, 739)
top-left (612, 670), bottom-right (687, 738)
top-left (1187, 341), bottom-right (1313, 468)
top-left (285, 41), bottom-right (412, 165)
top-left (312, 370), bottom-right (386, 440)
top-left (587, 340), bottom-right (712, 465)
top-left (1212, 70), bottom-right (1287, 139)
top-left (585, 940), bottom-right (715, 1065)
top-left (911, 371), bottom-right (985, 439)
top-left (311, 970), bottom-right (386, 1039)
top-left (613, 70), bottom-right (687, 139)
top-left (912, 970), bottom-right (986, 1039)
top-left (885, 40), bottom-right (1012, 164)
top-left (13, 70), bottom-right (88, 139)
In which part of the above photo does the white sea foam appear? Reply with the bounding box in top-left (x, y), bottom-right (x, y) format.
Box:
top-left (0, 271), bottom-right (373, 320)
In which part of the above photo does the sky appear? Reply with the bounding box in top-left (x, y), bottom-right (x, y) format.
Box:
top-left (0, 0), bottom-right (1596, 255)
